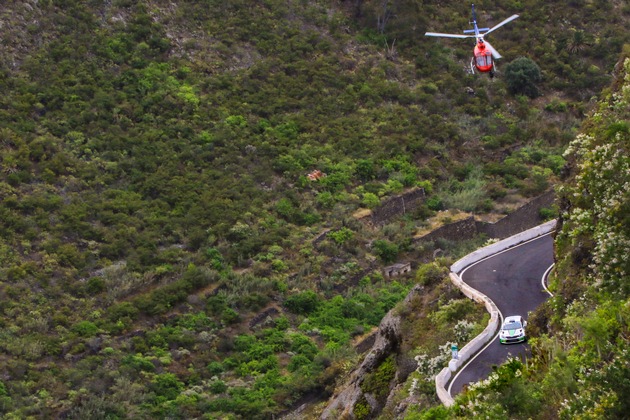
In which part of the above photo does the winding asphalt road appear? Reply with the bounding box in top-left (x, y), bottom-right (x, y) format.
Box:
top-left (448, 233), bottom-right (554, 395)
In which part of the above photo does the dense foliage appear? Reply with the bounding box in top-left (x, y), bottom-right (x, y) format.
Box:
top-left (504, 57), bottom-right (543, 98)
top-left (0, 0), bottom-right (627, 418)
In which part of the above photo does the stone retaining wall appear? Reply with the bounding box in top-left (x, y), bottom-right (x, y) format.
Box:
top-left (371, 188), bottom-right (426, 225)
top-left (415, 190), bottom-right (556, 244)
top-left (435, 220), bottom-right (557, 407)
top-left (415, 216), bottom-right (477, 244)
top-left (477, 189), bottom-right (556, 239)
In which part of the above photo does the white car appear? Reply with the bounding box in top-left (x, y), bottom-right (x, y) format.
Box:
top-left (499, 315), bottom-right (527, 344)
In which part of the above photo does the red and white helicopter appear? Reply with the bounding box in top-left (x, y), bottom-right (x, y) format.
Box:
top-left (425, 4), bottom-right (518, 77)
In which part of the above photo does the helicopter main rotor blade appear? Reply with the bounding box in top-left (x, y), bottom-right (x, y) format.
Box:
top-left (483, 14), bottom-right (519, 36)
top-left (484, 40), bottom-right (502, 59)
top-left (424, 32), bottom-right (474, 39)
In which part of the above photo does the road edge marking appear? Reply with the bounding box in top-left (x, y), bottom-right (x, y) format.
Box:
top-left (542, 263), bottom-right (555, 297)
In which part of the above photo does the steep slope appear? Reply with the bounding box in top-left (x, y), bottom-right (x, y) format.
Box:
top-left (0, 1), bottom-right (628, 418)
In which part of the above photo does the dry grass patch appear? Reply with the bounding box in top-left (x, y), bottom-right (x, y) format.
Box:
top-left (414, 210), bottom-right (471, 238)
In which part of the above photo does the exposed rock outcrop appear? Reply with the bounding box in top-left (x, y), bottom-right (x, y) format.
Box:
top-left (320, 285), bottom-right (423, 419)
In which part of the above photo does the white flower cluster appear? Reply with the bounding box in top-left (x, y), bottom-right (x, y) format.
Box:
top-left (561, 67), bottom-right (630, 293)
top-left (408, 377), bottom-right (419, 396)
top-left (611, 58), bottom-right (630, 112)
top-left (414, 342), bottom-right (456, 381)
top-left (453, 319), bottom-right (475, 342)
top-left (466, 371), bottom-right (500, 392)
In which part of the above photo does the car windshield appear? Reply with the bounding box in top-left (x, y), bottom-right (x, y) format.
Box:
top-left (503, 321), bottom-right (522, 330)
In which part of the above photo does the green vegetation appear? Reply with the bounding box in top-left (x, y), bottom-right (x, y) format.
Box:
top-left (411, 50), bottom-right (630, 420)
top-left (0, 0), bottom-right (627, 418)
top-left (505, 57), bottom-right (543, 98)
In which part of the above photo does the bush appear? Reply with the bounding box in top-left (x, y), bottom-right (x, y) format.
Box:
top-left (287, 354), bottom-right (312, 372)
top-left (539, 206), bottom-right (558, 221)
top-left (430, 299), bottom-right (477, 325)
top-left (121, 354), bottom-right (155, 372)
top-left (362, 192), bottom-right (380, 209)
top-left (504, 57), bottom-right (543, 98)
top-left (353, 396), bottom-right (371, 420)
top-left (151, 373), bottom-right (183, 401)
top-left (361, 355), bottom-right (396, 399)
top-left (329, 227), bottom-right (354, 245)
top-left (415, 262), bottom-right (448, 286)
top-left (207, 361), bottom-right (225, 376)
top-left (221, 308), bottom-right (241, 325)
top-left (72, 321), bottom-right (99, 337)
top-left (284, 291), bottom-right (320, 315)
top-left (85, 277), bottom-right (106, 295)
top-left (372, 240), bottom-right (399, 264)
top-left (209, 380), bottom-right (228, 394)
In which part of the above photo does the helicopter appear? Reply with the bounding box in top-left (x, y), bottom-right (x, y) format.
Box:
top-left (425, 4), bottom-right (519, 77)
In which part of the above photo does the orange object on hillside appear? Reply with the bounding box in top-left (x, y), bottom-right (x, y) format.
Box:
top-left (307, 170), bottom-right (326, 181)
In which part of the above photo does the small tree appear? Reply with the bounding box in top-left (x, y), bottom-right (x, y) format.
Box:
top-left (373, 240), bottom-right (399, 264)
top-left (504, 57), bottom-right (543, 98)
top-left (284, 291), bottom-right (320, 315)
top-left (415, 262), bottom-right (448, 286)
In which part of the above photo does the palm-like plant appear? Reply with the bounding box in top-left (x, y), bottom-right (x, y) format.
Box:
top-left (567, 30), bottom-right (588, 54)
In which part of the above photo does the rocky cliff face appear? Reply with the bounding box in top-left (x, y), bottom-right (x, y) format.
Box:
top-left (321, 285), bottom-right (424, 419)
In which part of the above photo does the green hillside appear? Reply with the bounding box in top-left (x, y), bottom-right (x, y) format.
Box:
top-left (0, 0), bottom-right (628, 418)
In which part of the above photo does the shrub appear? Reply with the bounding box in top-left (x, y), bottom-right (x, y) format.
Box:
top-left (207, 361), bottom-right (224, 376)
top-left (361, 355), bottom-right (396, 399)
top-left (316, 191), bottom-right (335, 208)
top-left (72, 321), bottom-right (99, 337)
top-left (151, 373), bottom-right (183, 401)
top-left (539, 206), bottom-right (558, 221)
top-left (221, 308), bottom-right (241, 325)
top-left (353, 395), bottom-right (371, 420)
top-left (107, 302), bottom-right (139, 323)
top-left (284, 291), bottom-right (320, 315)
top-left (362, 192), bottom-right (380, 209)
top-left (504, 57), bottom-right (543, 98)
top-left (430, 299), bottom-right (476, 325)
top-left (85, 277), bottom-right (106, 295)
top-left (209, 380), bottom-right (228, 394)
top-left (288, 354), bottom-right (312, 372)
top-left (329, 227), bottom-right (354, 245)
top-left (415, 262), bottom-right (448, 286)
top-left (355, 159), bottom-right (376, 181)
top-left (372, 240), bottom-right (399, 264)
top-left (121, 354), bottom-right (155, 372)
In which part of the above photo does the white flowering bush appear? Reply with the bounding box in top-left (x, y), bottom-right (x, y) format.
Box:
top-left (453, 319), bottom-right (475, 342)
top-left (453, 357), bottom-right (540, 418)
top-left (414, 342), bottom-right (456, 382)
top-left (558, 57), bottom-right (630, 295)
top-left (533, 56), bottom-right (630, 419)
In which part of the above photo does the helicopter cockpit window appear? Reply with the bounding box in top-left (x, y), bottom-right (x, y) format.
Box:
top-left (476, 53), bottom-right (492, 67)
